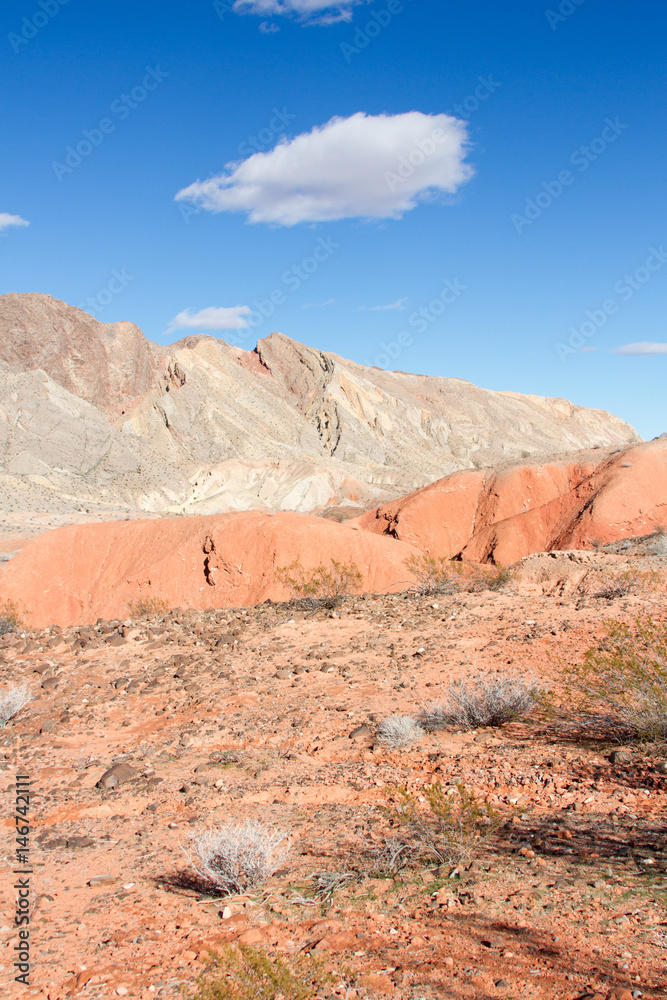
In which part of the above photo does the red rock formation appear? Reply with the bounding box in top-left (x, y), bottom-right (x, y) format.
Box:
top-left (355, 439), bottom-right (667, 565)
top-left (0, 511), bottom-right (418, 627)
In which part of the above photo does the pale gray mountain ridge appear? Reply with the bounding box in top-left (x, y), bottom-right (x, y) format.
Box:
top-left (0, 292), bottom-right (640, 515)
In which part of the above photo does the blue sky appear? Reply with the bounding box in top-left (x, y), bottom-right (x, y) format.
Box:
top-left (1, 0), bottom-right (665, 438)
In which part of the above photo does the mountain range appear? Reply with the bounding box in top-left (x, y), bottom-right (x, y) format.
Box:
top-left (0, 292), bottom-right (640, 517)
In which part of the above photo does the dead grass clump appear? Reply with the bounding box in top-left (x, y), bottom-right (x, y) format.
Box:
top-left (126, 596), bottom-right (170, 617)
top-left (0, 685), bottom-right (31, 727)
top-left (376, 714), bottom-right (424, 749)
top-left (420, 671), bottom-right (537, 730)
top-left (191, 945), bottom-right (331, 1000)
top-left (369, 835), bottom-right (414, 877)
top-left (276, 558), bottom-right (362, 612)
top-left (184, 820), bottom-right (290, 896)
top-left (387, 782), bottom-right (498, 866)
top-left (565, 616), bottom-right (667, 742)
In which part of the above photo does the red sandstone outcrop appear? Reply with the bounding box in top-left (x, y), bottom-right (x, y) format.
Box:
top-left (0, 510), bottom-right (418, 627)
top-left (355, 439), bottom-right (667, 565)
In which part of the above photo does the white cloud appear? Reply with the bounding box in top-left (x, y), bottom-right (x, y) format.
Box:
top-left (233, 0), bottom-right (367, 25)
top-left (175, 112), bottom-right (473, 227)
top-left (358, 297), bottom-right (407, 311)
top-left (166, 306), bottom-right (252, 334)
top-left (0, 213), bottom-right (30, 233)
top-left (301, 298), bottom-right (335, 309)
top-left (259, 20), bottom-right (280, 31)
top-left (612, 341), bottom-right (667, 356)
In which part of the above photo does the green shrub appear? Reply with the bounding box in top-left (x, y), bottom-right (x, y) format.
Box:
top-left (565, 616), bottom-right (667, 741)
top-left (276, 559), bottom-right (362, 611)
top-left (191, 945), bottom-right (331, 1000)
top-left (386, 781), bottom-right (498, 866)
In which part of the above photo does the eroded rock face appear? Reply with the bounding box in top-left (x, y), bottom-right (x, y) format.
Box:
top-left (0, 295), bottom-right (640, 515)
top-left (0, 367), bottom-right (190, 514)
top-left (0, 293), bottom-right (158, 414)
top-left (355, 439), bottom-right (667, 565)
top-left (0, 510), bottom-right (419, 627)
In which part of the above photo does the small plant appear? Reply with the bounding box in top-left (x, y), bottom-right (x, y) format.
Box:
top-left (376, 714), bottom-right (425, 749)
top-left (589, 567), bottom-right (664, 600)
top-left (387, 781), bottom-right (498, 866)
top-left (0, 685), bottom-right (31, 727)
top-left (420, 670), bottom-right (537, 730)
top-left (481, 563), bottom-right (512, 592)
top-left (127, 596), bottom-right (170, 617)
top-left (403, 555), bottom-right (509, 597)
top-left (565, 616), bottom-right (667, 741)
top-left (184, 819), bottom-right (290, 895)
top-left (276, 559), bottom-right (362, 611)
top-left (191, 945), bottom-right (332, 1000)
top-left (369, 835), bottom-right (414, 877)
top-left (403, 554), bottom-right (466, 596)
top-left (0, 600), bottom-right (25, 635)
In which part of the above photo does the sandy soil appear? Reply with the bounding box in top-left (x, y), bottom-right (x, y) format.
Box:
top-left (0, 577), bottom-right (666, 1000)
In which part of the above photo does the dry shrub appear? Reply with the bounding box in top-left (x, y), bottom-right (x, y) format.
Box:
top-left (191, 945), bottom-right (331, 1000)
top-left (387, 782), bottom-right (498, 866)
top-left (376, 714), bottom-right (424, 749)
top-left (0, 599), bottom-right (26, 635)
top-left (126, 596), bottom-right (170, 617)
top-left (565, 616), bottom-right (667, 741)
top-left (184, 820), bottom-right (290, 895)
top-left (0, 685), bottom-right (31, 727)
top-left (420, 671), bottom-right (537, 730)
top-left (588, 566), bottom-right (664, 600)
top-left (369, 835), bottom-right (414, 877)
top-left (276, 558), bottom-right (362, 611)
top-left (404, 555), bottom-right (509, 597)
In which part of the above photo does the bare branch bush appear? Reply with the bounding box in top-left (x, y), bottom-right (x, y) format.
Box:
top-left (184, 820), bottom-right (291, 895)
top-left (403, 555), bottom-right (510, 597)
top-left (368, 835), bottom-right (414, 877)
top-left (587, 566), bottom-right (664, 601)
top-left (377, 714), bottom-right (425, 749)
top-left (0, 685), bottom-right (31, 727)
top-left (420, 671), bottom-right (537, 730)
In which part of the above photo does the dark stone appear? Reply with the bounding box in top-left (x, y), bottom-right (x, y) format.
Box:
top-left (96, 762), bottom-right (139, 789)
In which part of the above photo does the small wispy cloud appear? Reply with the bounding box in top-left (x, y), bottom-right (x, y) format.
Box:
top-left (259, 20), bottom-right (280, 31)
top-left (612, 341), bottom-right (667, 356)
top-left (358, 297), bottom-right (407, 312)
top-left (0, 213), bottom-right (30, 233)
top-left (301, 298), bottom-right (335, 309)
top-left (233, 0), bottom-right (368, 25)
top-left (165, 305), bottom-right (251, 334)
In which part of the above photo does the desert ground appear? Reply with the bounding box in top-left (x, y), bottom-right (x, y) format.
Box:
top-left (0, 297), bottom-right (665, 1000)
top-left (1, 548), bottom-right (666, 1000)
